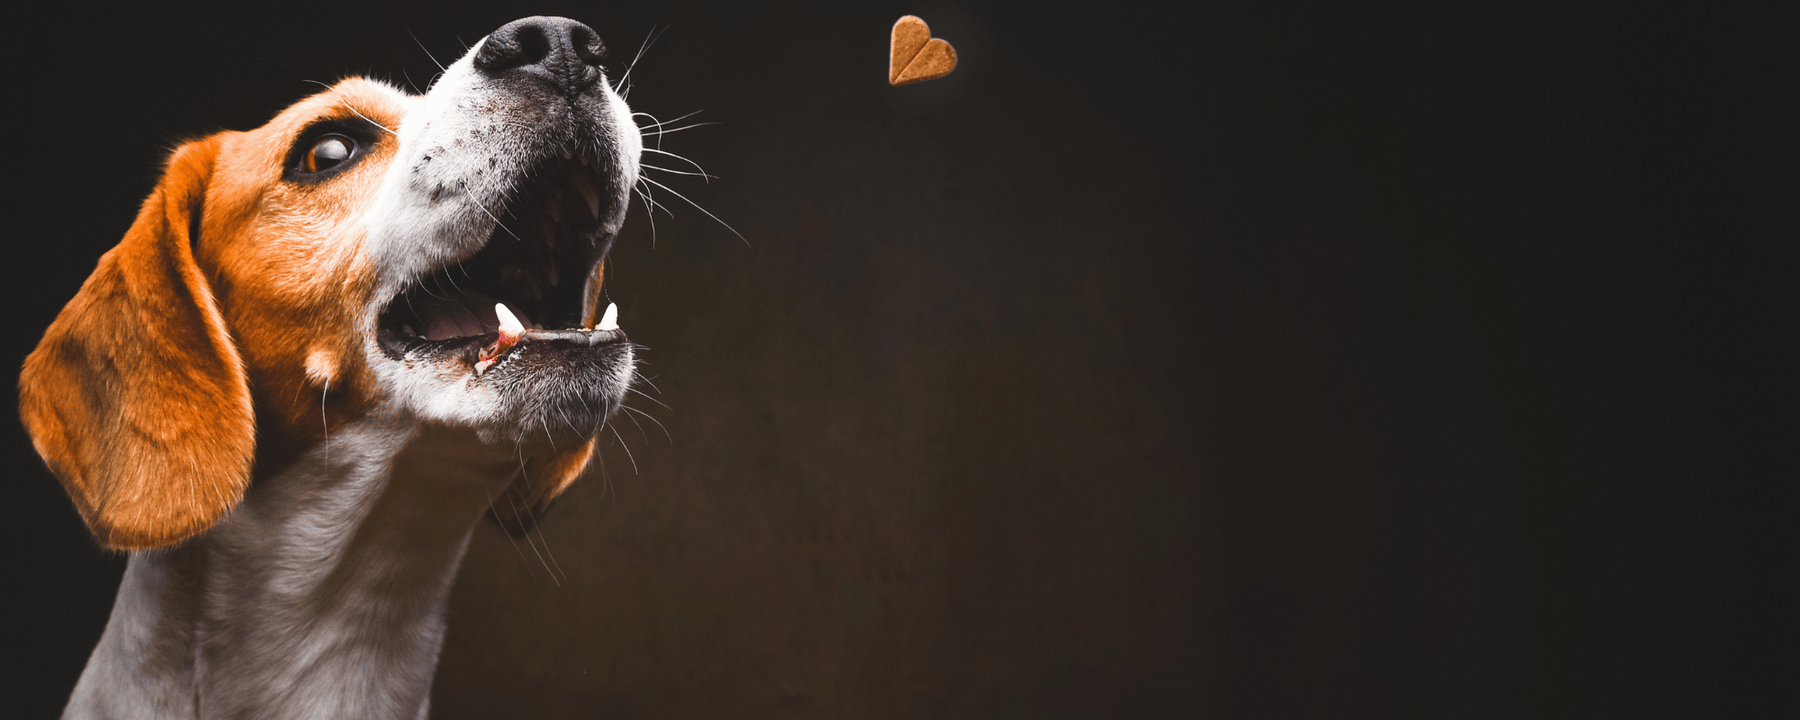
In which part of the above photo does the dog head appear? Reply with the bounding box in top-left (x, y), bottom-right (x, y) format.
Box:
top-left (19, 17), bottom-right (641, 550)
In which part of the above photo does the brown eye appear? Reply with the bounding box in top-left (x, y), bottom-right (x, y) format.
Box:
top-left (304, 135), bottom-right (354, 173)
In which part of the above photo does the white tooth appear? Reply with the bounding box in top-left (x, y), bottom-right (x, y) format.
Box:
top-left (495, 303), bottom-right (524, 337)
top-left (401, 323), bottom-right (416, 336)
top-left (548, 266), bottom-right (560, 287)
top-left (598, 302), bottom-right (619, 331)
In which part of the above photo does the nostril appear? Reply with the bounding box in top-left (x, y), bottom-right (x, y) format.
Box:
top-left (514, 25), bottom-right (551, 66)
top-left (474, 20), bottom-right (553, 73)
top-left (570, 24), bottom-right (605, 66)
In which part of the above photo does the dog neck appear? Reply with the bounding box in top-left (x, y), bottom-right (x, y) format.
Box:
top-left (63, 420), bottom-right (525, 720)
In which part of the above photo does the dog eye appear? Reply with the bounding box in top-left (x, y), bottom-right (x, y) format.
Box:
top-left (303, 135), bottom-right (356, 173)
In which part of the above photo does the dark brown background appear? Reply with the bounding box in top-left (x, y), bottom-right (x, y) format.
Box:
top-left (4, 1), bottom-right (1773, 718)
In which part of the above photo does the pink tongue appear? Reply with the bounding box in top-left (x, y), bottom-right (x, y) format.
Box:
top-left (414, 294), bottom-right (532, 341)
top-left (425, 311), bottom-right (482, 341)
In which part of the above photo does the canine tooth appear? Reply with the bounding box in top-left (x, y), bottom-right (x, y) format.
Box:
top-left (495, 303), bottom-right (524, 342)
top-left (401, 323), bottom-right (416, 336)
top-left (598, 302), bottom-right (619, 331)
top-left (548, 266), bottom-right (559, 287)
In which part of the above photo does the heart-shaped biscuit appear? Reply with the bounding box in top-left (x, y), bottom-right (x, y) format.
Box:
top-left (889, 16), bottom-right (957, 85)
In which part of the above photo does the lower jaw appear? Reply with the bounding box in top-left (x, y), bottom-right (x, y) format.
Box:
top-left (378, 326), bottom-right (626, 371)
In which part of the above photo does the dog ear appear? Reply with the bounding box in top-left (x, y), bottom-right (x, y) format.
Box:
top-left (19, 136), bottom-right (256, 551)
top-left (485, 438), bottom-right (597, 537)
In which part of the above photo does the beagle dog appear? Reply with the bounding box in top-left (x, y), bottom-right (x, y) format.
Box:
top-left (21, 17), bottom-right (642, 719)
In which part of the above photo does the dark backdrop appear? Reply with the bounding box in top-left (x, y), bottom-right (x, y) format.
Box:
top-left (4, 1), bottom-right (1772, 718)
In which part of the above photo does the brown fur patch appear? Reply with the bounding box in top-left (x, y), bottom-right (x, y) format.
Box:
top-left (20, 137), bottom-right (255, 550)
top-left (195, 80), bottom-right (399, 454)
top-left (486, 438), bottom-right (599, 537)
top-left (20, 81), bottom-right (401, 549)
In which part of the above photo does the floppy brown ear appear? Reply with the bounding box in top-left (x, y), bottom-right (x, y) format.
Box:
top-left (486, 438), bottom-right (597, 537)
top-left (19, 136), bottom-right (255, 551)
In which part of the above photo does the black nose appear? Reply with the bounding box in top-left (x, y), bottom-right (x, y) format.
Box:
top-left (473, 16), bottom-right (606, 93)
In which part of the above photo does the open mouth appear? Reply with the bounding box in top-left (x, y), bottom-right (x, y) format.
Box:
top-left (376, 154), bottom-right (625, 375)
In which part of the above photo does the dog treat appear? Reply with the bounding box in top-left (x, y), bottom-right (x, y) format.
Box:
top-left (889, 16), bottom-right (958, 85)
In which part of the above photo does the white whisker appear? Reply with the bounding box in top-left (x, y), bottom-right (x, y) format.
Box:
top-left (608, 424), bottom-right (639, 475)
top-left (626, 386), bottom-right (672, 411)
top-left (621, 404), bottom-right (673, 444)
top-left (640, 121), bottom-right (720, 137)
top-left (639, 176), bottom-right (747, 245)
top-left (300, 79), bottom-right (398, 135)
top-left (409, 28), bottom-right (448, 72)
top-left (641, 163), bottom-right (717, 180)
top-left (632, 108), bottom-right (703, 131)
top-left (642, 147), bottom-right (712, 177)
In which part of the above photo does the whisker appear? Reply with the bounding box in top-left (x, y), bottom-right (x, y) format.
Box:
top-left (531, 514), bottom-right (568, 587)
top-left (621, 404), bottom-right (673, 444)
top-left (300, 79), bottom-right (398, 135)
top-left (543, 416), bottom-right (565, 454)
top-left (512, 432), bottom-right (561, 587)
top-left (641, 163), bottom-right (717, 180)
top-left (626, 386), bottom-right (672, 411)
top-left (320, 378), bottom-right (331, 467)
top-left (618, 402), bottom-right (652, 445)
top-left (616, 25), bottom-right (665, 96)
top-left (510, 490), bottom-right (560, 587)
top-left (634, 184), bottom-right (661, 246)
top-left (408, 28), bottom-right (448, 72)
top-left (634, 181), bottom-right (673, 216)
top-left (461, 188), bottom-right (525, 243)
top-left (640, 121), bottom-right (720, 137)
top-left (642, 148), bottom-right (712, 177)
top-left (632, 109), bottom-right (704, 131)
top-left (631, 370), bottom-right (665, 395)
top-left (591, 423), bottom-right (615, 502)
top-left (492, 450), bottom-right (543, 586)
top-left (639, 176), bottom-right (748, 245)
top-left (609, 424), bottom-right (639, 475)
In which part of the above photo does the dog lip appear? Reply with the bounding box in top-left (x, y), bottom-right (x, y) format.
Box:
top-left (519, 326), bottom-right (626, 346)
top-left (375, 324), bottom-right (627, 368)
